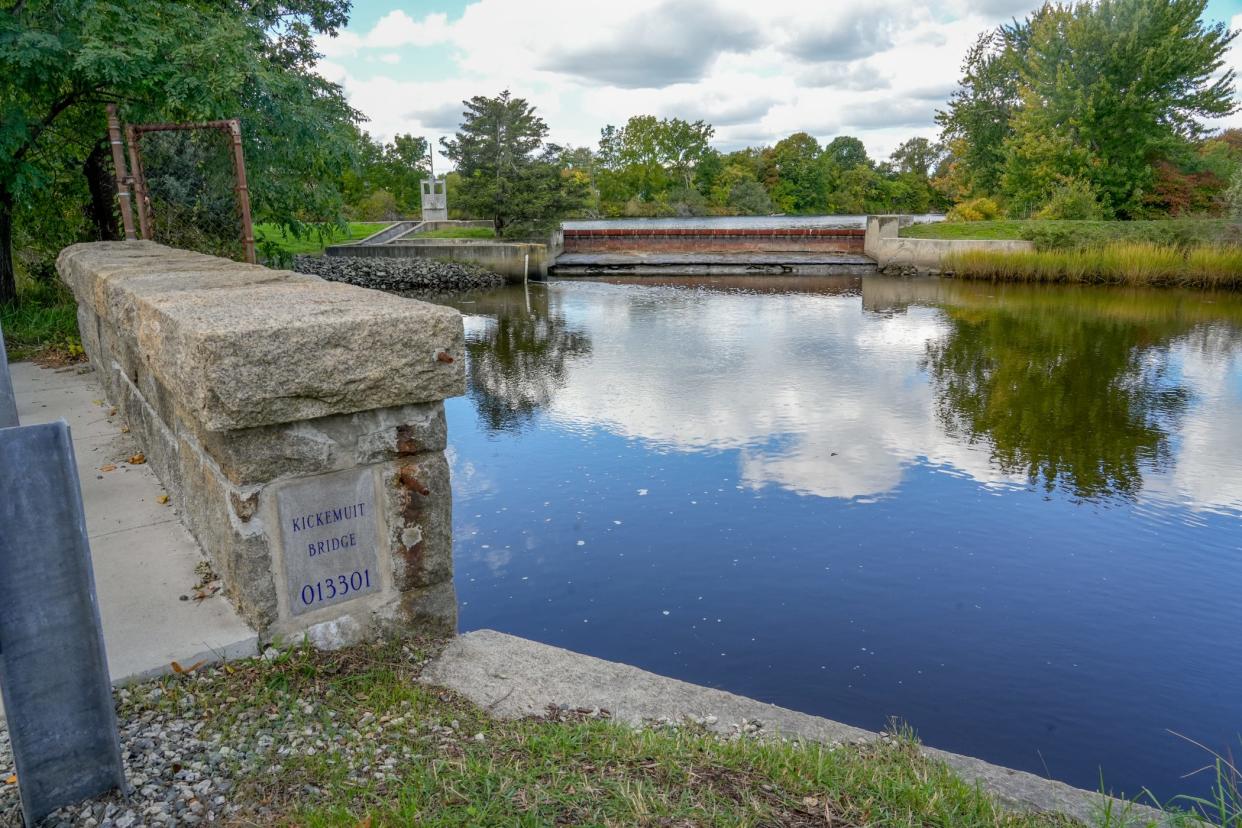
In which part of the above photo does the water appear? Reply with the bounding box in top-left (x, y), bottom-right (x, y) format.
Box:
top-left (563, 214), bottom-right (943, 230)
top-left (435, 275), bottom-right (1242, 802)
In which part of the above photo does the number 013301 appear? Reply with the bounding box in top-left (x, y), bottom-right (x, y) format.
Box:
top-left (301, 569), bottom-right (372, 608)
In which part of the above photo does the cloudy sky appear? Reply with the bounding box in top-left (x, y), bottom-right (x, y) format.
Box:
top-left (315, 0), bottom-right (1242, 170)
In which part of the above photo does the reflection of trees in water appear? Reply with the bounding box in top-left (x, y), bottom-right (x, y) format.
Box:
top-left (462, 289), bottom-right (592, 433)
top-left (924, 307), bottom-right (1193, 501)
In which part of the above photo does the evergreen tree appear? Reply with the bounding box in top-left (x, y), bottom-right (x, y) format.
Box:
top-left (441, 91), bottom-right (587, 236)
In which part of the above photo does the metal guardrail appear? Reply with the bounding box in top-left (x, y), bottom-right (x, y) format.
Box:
top-left (0, 325), bottom-right (127, 823)
top-left (0, 322), bottom-right (17, 429)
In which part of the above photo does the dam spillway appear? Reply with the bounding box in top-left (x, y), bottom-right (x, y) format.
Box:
top-left (550, 216), bottom-right (886, 276)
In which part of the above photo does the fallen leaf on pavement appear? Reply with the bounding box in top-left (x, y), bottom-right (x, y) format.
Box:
top-left (100, 464), bottom-right (116, 472)
top-left (4, 774), bottom-right (15, 785)
top-left (157, 494), bottom-right (169, 505)
top-left (128, 452), bottom-right (146, 465)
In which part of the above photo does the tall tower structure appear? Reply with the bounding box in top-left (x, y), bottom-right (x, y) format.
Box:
top-left (421, 142), bottom-right (448, 221)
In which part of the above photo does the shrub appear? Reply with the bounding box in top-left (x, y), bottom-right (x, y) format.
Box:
top-left (727, 179), bottom-right (772, 215)
top-left (1033, 178), bottom-right (1108, 220)
top-left (946, 197), bottom-right (1002, 222)
top-left (351, 190), bottom-right (399, 221)
top-left (1018, 219), bottom-right (1223, 251)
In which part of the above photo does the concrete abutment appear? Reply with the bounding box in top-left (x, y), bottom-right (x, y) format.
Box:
top-left (58, 241), bottom-right (465, 646)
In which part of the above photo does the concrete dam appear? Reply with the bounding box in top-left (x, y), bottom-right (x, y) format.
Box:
top-left (321, 215), bottom-right (1029, 281)
top-left (550, 217), bottom-right (875, 276)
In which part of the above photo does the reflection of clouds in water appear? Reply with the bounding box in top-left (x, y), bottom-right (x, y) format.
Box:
top-left (446, 445), bottom-right (493, 500)
top-left (481, 545), bottom-right (513, 575)
top-left (1146, 330), bottom-right (1242, 515)
top-left (547, 284), bottom-right (1022, 501)
top-left (540, 282), bottom-right (1242, 511)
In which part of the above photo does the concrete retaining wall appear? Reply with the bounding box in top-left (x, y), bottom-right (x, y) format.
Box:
top-left (58, 241), bottom-right (465, 645)
top-left (327, 240), bottom-right (547, 282)
top-left (865, 215), bottom-right (1033, 270)
top-left (564, 227), bottom-right (865, 255)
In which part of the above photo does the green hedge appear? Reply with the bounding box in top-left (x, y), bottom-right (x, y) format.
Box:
top-left (903, 219), bottom-right (1237, 251)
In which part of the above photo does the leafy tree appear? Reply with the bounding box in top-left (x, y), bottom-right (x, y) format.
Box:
top-left (0, 0), bottom-right (359, 303)
top-left (656, 118), bottom-right (714, 189)
top-left (1003, 0), bottom-right (1236, 218)
top-left (766, 132), bottom-right (826, 213)
top-left (341, 131), bottom-right (430, 217)
top-left (936, 25), bottom-right (1028, 199)
top-left (1144, 129), bottom-right (1242, 216)
top-left (441, 91), bottom-right (587, 236)
top-left (823, 136), bottom-right (870, 171)
top-left (889, 138), bottom-right (943, 179)
top-left (560, 145), bottom-right (601, 216)
top-left (595, 115), bottom-right (714, 206)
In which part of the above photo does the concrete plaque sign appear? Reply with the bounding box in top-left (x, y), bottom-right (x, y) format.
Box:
top-left (277, 468), bottom-right (381, 616)
top-left (0, 422), bottom-right (127, 825)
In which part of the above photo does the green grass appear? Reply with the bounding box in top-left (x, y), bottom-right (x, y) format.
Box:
top-left (902, 219), bottom-right (1234, 250)
top-left (944, 242), bottom-right (1242, 288)
top-left (903, 220), bottom-right (1036, 241)
top-left (117, 641), bottom-right (1217, 828)
top-left (1, 278), bottom-right (81, 363)
top-left (414, 227), bottom-right (496, 239)
top-left (254, 222), bottom-right (392, 257)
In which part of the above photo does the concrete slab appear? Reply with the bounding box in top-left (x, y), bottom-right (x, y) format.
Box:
top-left (6, 362), bottom-right (258, 699)
top-left (424, 630), bottom-right (1170, 827)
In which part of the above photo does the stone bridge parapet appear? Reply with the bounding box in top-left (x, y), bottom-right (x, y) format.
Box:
top-left (58, 241), bottom-right (465, 646)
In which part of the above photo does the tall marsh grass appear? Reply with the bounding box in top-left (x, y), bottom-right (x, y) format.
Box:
top-left (943, 242), bottom-right (1242, 289)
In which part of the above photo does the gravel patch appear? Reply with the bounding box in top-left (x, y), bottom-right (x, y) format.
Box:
top-left (0, 643), bottom-right (444, 828)
top-left (294, 255), bottom-right (505, 291)
top-left (1, 684), bottom-right (242, 828)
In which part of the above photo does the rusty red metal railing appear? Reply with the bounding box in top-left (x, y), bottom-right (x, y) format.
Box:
top-left (113, 115), bottom-right (257, 264)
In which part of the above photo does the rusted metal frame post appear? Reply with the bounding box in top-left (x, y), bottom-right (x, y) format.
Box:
top-left (105, 105), bottom-right (136, 240)
top-left (124, 124), bottom-right (152, 240)
top-left (226, 120), bottom-right (257, 264)
top-left (131, 119), bottom-right (237, 133)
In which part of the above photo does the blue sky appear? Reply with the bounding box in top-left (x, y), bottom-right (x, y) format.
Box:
top-left (313, 0), bottom-right (1242, 169)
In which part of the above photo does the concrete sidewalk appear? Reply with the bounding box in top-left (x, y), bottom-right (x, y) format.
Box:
top-left (9, 361), bottom-right (257, 693)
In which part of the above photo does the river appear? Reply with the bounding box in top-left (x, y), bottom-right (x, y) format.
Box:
top-left (431, 274), bottom-right (1242, 803)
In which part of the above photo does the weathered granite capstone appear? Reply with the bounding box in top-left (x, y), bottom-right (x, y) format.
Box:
top-left (58, 241), bottom-right (464, 641)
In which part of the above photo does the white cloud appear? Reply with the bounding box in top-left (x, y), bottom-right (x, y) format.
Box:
top-left (540, 0), bottom-right (762, 88)
top-left (313, 10), bottom-right (451, 58)
top-left (313, 0), bottom-right (1242, 164)
top-left (366, 10), bottom-right (451, 49)
top-left (782, 6), bottom-right (899, 62)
